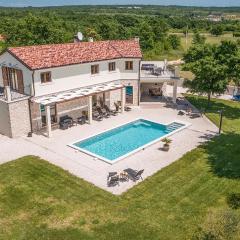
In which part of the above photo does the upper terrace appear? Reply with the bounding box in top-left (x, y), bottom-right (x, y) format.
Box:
top-left (140, 61), bottom-right (179, 83)
top-left (0, 86), bottom-right (28, 102)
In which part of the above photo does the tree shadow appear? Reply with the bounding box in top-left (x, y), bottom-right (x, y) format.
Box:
top-left (203, 133), bottom-right (240, 179)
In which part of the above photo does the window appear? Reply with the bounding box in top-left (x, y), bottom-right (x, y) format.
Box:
top-left (91, 64), bottom-right (99, 75)
top-left (108, 62), bottom-right (116, 72)
top-left (41, 72), bottom-right (52, 84)
top-left (125, 61), bottom-right (133, 70)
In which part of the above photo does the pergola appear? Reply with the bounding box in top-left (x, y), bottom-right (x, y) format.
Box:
top-left (34, 82), bottom-right (126, 138)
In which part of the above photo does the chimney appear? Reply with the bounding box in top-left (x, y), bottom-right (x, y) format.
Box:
top-left (88, 37), bottom-right (94, 42)
top-left (4, 86), bottom-right (11, 102)
top-left (134, 36), bottom-right (140, 42)
top-left (174, 66), bottom-right (180, 78)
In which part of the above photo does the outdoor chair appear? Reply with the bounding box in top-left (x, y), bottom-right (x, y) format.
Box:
top-left (124, 106), bottom-right (132, 112)
top-left (92, 111), bottom-right (103, 121)
top-left (124, 168), bottom-right (144, 181)
top-left (104, 105), bottom-right (118, 116)
top-left (96, 106), bottom-right (110, 118)
top-left (77, 115), bottom-right (87, 125)
top-left (107, 174), bottom-right (120, 187)
top-left (59, 115), bottom-right (74, 129)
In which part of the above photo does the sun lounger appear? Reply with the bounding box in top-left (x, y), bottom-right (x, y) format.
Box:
top-left (124, 168), bottom-right (144, 181)
top-left (107, 174), bottom-right (120, 187)
top-left (96, 106), bottom-right (110, 118)
top-left (92, 111), bottom-right (103, 121)
top-left (104, 105), bottom-right (118, 116)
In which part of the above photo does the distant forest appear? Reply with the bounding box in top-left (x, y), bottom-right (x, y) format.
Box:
top-left (0, 5), bottom-right (240, 59)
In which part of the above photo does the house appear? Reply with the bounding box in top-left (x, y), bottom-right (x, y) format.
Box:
top-left (0, 38), bottom-right (179, 138)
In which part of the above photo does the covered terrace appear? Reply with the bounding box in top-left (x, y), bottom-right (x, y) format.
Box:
top-left (33, 82), bottom-right (126, 138)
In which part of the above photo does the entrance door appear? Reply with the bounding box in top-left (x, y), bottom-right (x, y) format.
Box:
top-left (126, 86), bottom-right (133, 104)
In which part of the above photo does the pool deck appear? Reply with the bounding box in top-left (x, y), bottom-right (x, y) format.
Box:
top-left (0, 103), bottom-right (218, 195)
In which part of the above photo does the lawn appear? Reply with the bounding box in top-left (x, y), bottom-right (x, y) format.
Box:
top-left (0, 97), bottom-right (240, 239)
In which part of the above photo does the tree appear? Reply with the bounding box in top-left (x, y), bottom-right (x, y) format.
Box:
top-left (210, 25), bottom-right (224, 36)
top-left (167, 34), bottom-right (181, 50)
top-left (192, 31), bottom-right (206, 45)
top-left (184, 44), bottom-right (228, 106)
top-left (138, 22), bottom-right (155, 50)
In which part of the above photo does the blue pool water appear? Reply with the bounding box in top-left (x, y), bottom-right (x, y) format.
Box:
top-left (73, 119), bottom-right (185, 162)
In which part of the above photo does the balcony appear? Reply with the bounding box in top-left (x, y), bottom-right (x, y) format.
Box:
top-left (0, 86), bottom-right (28, 102)
top-left (140, 61), bottom-right (179, 83)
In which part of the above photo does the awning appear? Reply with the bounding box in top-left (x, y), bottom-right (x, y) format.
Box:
top-left (33, 82), bottom-right (124, 106)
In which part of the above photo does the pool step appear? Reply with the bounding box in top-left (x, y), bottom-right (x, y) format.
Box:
top-left (166, 122), bottom-right (185, 132)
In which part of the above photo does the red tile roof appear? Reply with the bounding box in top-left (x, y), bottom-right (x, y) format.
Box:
top-left (7, 39), bottom-right (142, 70)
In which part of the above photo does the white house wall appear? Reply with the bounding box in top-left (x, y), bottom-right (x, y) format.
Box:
top-left (0, 51), bottom-right (33, 95)
top-left (33, 58), bottom-right (141, 97)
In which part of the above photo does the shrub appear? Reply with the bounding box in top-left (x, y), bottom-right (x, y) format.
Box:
top-left (227, 193), bottom-right (240, 209)
top-left (233, 32), bottom-right (240, 37)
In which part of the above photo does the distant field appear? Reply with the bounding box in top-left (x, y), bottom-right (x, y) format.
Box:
top-left (144, 32), bottom-right (239, 61)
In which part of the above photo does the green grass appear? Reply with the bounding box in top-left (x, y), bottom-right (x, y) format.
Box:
top-left (0, 97), bottom-right (240, 239)
top-left (185, 95), bottom-right (240, 133)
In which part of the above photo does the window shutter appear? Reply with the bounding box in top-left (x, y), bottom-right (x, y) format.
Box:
top-left (2, 67), bottom-right (9, 86)
top-left (16, 69), bottom-right (24, 94)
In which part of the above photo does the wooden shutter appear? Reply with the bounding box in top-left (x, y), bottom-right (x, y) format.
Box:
top-left (1, 67), bottom-right (9, 86)
top-left (16, 69), bottom-right (24, 94)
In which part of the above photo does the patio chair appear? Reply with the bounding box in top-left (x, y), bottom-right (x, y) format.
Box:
top-left (124, 106), bottom-right (132, 112)
top-left (96, 106), bottom-right (110, 118)
top-left (104, 105), bottom-right (118, 116)
top-left (59, 115), bottom-right (74, 129)
top-left (92, 111), bottom-right (103, 121)
top-left (107, 175), bottom-right (120, 187)
top-left (124, 168), bottom-right (144, 181)
top-left (77, 115), bottom-right (87, 125)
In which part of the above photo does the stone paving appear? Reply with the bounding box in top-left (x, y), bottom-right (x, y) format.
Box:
top-left (0, 103), bottom-right (218, 195)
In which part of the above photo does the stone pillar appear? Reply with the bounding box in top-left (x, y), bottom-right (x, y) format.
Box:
top-left (46, 105), bottom-right (52, 138)
top-left (173, 66), bottom-right (180, 104)
top-left (88, 96), bottom-right (93, 124)
top-left (121, 88), bottom-right (125, 113)
top-left (173, 80), bottom-right (178, 104)
top-left (4, 86), bottom-right (11, 102)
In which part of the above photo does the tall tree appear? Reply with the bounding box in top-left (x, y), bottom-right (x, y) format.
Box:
top-left (184, 44), bottom-right (228, 106)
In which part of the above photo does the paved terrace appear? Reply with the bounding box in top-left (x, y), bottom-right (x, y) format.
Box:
top-left (0, 103), bottom-right (218, 195)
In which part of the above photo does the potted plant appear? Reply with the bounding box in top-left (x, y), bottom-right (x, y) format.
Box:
top-left (161, 138), bottom-right (172, 151)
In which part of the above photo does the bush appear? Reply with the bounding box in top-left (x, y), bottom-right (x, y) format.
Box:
top-left (233, 32), bottom-right (240, 37)
top-left (227, 193), bottom-right (240, 209)
top-left (167, 34), bottom-right (181, 50)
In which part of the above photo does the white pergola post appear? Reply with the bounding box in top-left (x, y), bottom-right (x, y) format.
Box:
top-left (173, 80), bottom-right (178, 104)
top-left (88, 96), bottom-right (93, 124)
top-left (121, 87), bottom-right (126, 113)
top-left (173, 66), bottom-right (179, 104)
top-left (46, 105), bottom-right (52, 138)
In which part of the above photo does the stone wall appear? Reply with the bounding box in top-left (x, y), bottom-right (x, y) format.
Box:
top-left (56, 97), bottom-right (88, 121)
top-left (0, 98), bottom-right (31, 138)
top-left (9, 99), bottom-right (31, 137)
top-left (30, 101), bottom-right (42, 132)
top-left (0, 100), bottom-right (11, 137)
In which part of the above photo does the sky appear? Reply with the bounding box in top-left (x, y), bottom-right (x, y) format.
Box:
top-left (0, 0), bottom-right (239, 7)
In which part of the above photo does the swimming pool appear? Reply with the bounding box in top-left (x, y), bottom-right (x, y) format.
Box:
top-left (70, 119), bottom-right (186, 164)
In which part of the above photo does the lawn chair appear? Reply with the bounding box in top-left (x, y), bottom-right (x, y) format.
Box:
top-left (96, 106), bottom-right (110, 118)
top-left (107, 172), bottom-right (120, 187)
top-left (92, 111), bottom-right (103, 121)
top-left (124, 168), bottom-right (144, 181)
top-left (104, 105), bottom-right (118, 116)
